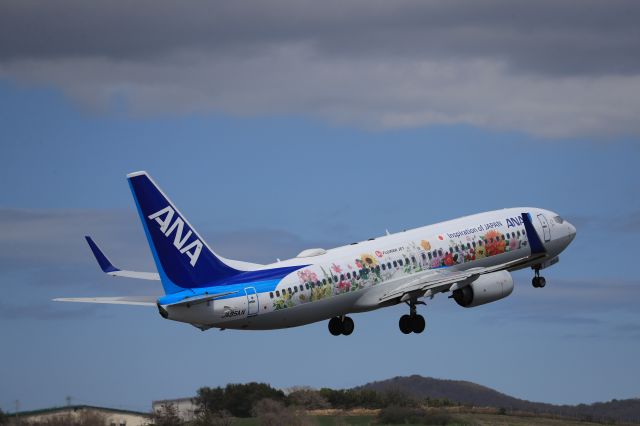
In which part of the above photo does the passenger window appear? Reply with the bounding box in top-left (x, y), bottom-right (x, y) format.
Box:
top-left (438, 249), bottom-right (443, 256)
top-left (305, 283), bottom-right (309, 290)
top-left (449, 247), bottom-right (453, 253)
top-left (322, 278), bottom-right (327, 285)
top-left (376, 265), bottom-right (381, 273)
top-left (387, 262), bottom-right (392, 269)
top-left (421, 253), bottom-right (427, 260)
top-left (333, 276), bottom-right (338, 283)
top-left (478, 240), bottom-right (483, 246)
top-left (427, 252), bottom-right (432, 260)
top-left (393, 261), bottom-right (398, 267)
top-left (276, 290), bottom-right (280, 297)
top-left (472, 241), bottom-right (476, 248)
top-left (411, 256), bottom-right (416, 263)
top-left (467, 243), bottom-right (471, 249)
top-left (340, 274), bottom-right (345, 281)
top-left (288, 288), bottom-right (292, 294)
top-left (381, 263), bottom-right (386, 271)
top-left (347, 272), bottom-right (351, 279)
top-left (398, 259), bottom-right (403, 266)
top-left (270, 292), bottom-right (274, 298)
top-left (454, 246), bottom-right (459, 252)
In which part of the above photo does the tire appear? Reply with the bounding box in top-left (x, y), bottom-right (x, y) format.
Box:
top-left (328, 317), bottom-right (343, 336)
top-left (538, 277), bottom-right (546, 288)
top-left (342, 316), bottom-right (354, 335)
top-left (532, 277), bottom-right (540, 288)
top-left (399, 315), bottom-right (412, 334)
top-left (411, 315), bottom-right (426, 334)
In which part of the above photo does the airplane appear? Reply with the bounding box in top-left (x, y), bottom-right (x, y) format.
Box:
top-left (55, 171), bottom-right (576, 335)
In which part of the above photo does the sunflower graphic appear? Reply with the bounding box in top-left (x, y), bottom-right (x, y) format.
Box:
top-left (420, 240), bottom-right (431, 251)
top-left (361, 253), bottom-right (378, 267)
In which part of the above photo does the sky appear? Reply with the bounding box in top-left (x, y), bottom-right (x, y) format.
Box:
top-left (1, 0), bottom-right (640, 414)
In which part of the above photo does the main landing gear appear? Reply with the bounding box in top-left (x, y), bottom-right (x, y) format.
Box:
top-left (399, 300), bottom-right (426, 334)
top-left (532, 268), bottom-right (546, 288)
top-left (328, 316), bottom-right (354, 336)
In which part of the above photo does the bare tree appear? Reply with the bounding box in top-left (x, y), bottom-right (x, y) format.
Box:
top-left (149, 402), bottom-right (182, 426)
top-left (252, 399), bottom-right (312, 426)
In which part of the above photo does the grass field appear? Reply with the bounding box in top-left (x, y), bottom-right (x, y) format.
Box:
top-left (231, 410), bottom-right (633, 425)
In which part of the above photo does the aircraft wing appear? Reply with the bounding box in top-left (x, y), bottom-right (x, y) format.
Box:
top-left (378, 212), bottom-right (547, 304)
top-left (85, 236), bottom-right (160, 281)
top-left (53, 296), bottom-right (158, 306)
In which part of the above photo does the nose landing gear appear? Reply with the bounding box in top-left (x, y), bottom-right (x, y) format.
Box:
top-left (532, 268), bottom-right (546, 288)
top-left (399, 299), bottom-right (426, 334)
top-left (328, 316), bottom-right (354, 336)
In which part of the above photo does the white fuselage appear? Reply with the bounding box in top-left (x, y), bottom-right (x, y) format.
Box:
top-left (163, 207), bottom-right (575, 330)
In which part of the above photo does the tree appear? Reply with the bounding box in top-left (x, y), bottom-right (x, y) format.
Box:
top-left (194, 382), bottom-right (286, 418)
top-left (0, 409), bottom-right (6, 426)
top-left (252, 399), bottom-right (311, 426)
top-left (150, 402), bottom-right (182, 426)
top-left (286, 388), bottom-right (330, 410)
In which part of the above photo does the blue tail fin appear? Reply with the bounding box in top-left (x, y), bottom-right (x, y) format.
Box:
top-left (128, 171), bottom-right (247, 294)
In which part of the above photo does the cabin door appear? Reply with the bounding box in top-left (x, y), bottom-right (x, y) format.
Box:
top-left (245, 287), bottom-right (259, 317)
top-left (537, 214), bottom-right (551, 242)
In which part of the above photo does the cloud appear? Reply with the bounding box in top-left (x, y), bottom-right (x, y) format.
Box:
top-left (1, 0), bottom-right (640, 138)
top-left (0, 208), bottom-right (338, 320)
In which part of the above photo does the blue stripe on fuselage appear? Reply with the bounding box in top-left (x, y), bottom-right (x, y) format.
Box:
top-left (158, 278), bottom-right (285, 305)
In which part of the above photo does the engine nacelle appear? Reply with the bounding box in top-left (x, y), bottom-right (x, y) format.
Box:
top-left (452, 270), bottom-right (514, 308)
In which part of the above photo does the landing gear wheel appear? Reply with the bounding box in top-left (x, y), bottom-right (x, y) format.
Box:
top-left (342, 316), bottom-right (354, 335)
top-left (411, 315), bottom-right (426, 334)
top-left (328, 317), bottom-right (343, 336)
top-left (399, 315), bottom-right (412, 334)
top-left (532, 269), bottom-right (547, 288)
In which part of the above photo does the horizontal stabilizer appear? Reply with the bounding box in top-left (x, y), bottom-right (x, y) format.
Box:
top-left (53, 296), bottom-right (158, 306)
top-left (85, 236), bottom-right (160, 281)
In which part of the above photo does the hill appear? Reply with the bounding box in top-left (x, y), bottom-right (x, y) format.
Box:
top-left (358, 375), bottom-right (640, 423)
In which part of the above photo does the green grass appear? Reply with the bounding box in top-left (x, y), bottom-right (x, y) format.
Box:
top-left (206, 412), bottom-right (636, 426)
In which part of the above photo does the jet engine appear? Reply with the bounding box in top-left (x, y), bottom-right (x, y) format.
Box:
top-left (452, 270), bottom-right (514, 308)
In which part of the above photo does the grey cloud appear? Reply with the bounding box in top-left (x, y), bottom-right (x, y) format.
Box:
top-left (0, 208), bottom-right (337, 267)
top-left (1, 0), bottom-right (640, 138)
top-left (0, 208), bottom-right (338, 321)
top-left (1, 0), bottom-right (639, 77)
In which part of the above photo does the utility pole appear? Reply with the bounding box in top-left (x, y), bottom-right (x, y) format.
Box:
top-left (14, 400), bottom-right (20, 425)
top-left (66, 396), bottom-right (71, 407)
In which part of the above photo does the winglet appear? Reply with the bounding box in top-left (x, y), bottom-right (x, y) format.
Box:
top-left (521, 213), bottom-right (546, 255)
top-left (85, 236), bottom-right (120, 273)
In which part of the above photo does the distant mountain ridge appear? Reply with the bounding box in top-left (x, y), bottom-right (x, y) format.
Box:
top-left (358, 375), bottom-right (640, 423)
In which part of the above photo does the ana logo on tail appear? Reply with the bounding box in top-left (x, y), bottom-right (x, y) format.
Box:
top-left (148, 206), bottom-right (203, 266)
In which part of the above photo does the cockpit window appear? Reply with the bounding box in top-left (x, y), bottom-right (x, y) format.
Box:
top-left (553, 215), bottom-right (564, 224)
